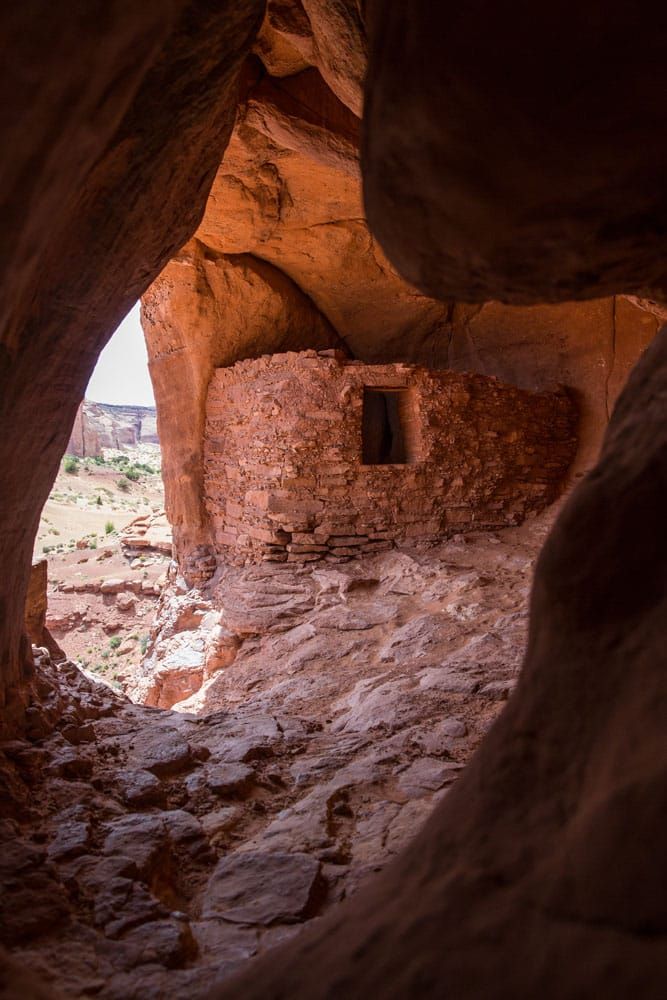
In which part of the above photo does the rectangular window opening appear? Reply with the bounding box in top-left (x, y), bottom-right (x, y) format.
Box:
top-left (361, 387), bottom-right (418, 465)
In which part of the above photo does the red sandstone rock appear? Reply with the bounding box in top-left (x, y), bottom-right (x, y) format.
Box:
top-left (24, 561), bottom-right (65, 664)
top-left (213, 317), bottom-right (667, 1000)
top-left (202, 851), bottom-right (323, 925)
top-left (203, 351), bottom-right (576, 566)
top-left (0, 0), bottom-right (264, 731)
top-left (142, 17), bottom-right (657, 575)
top-left (67, 401), bottom-right (157, 458)
top-left (120, 510), bottom-right (173, 556)
top-left (363, 3), bottom-right (667, 304)
top-left (1, 4), bottom-right (667, 999)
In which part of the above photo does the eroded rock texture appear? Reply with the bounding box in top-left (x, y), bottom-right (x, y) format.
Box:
top-left (2, 513), bottom-right (549, 995)
top-left (363, 2), bottom-right (667, 304)
top-left (68, 402), bottom-right (158, 458)
top-left (142, 2), bottom-right (657, 571)
top-left (0, 0), bottom-right (263, 729)
top-left (215, 304), bottom-right (667, 1000)
top-left (1, 0), bottom-right (666, 997)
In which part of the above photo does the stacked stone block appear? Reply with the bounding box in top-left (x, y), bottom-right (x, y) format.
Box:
top-left (203, 350), bottom-right (577, 565)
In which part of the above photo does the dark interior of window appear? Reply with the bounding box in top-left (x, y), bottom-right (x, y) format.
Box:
top-left (362, 388), bottom-right (408, 464)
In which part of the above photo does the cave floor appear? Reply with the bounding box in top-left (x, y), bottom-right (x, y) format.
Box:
top-left (0, 512), bottom-right (556, 998)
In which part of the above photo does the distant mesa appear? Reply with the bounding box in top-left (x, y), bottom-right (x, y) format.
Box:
top-left (68, 399), bottom-right (158, 457)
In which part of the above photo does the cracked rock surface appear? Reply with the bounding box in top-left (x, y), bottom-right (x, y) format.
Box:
top-left (0, 514), bottom-right (549, 997)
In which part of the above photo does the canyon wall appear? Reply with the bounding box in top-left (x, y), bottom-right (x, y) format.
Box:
top-left (141, 5), bottom-right (658, 572)
top-left (0, 0), bottom-right (263, 730)
top-left (68, 401), bottom-right (158, 457)
top-left (0, 1), bottom-right (665, 996)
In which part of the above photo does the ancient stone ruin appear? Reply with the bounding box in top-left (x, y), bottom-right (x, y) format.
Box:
top-left (1, 3), bottom-right (666, 999)
top-left (204, 350), bottom-right (577, 565)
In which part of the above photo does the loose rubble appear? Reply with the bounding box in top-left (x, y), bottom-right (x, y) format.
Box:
top-left (1, 513), bottom-right (553, 997)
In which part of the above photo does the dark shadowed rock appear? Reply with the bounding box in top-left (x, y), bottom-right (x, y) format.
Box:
top-left (363, 2), bottom-right (667, 305)
top-left (203, 851), bottom-right (323, 925)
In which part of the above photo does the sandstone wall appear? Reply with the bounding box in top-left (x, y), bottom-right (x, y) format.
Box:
top-left (68, 400), bottom-right (158, 457)
top-left (0, 1), bottom-right (263, 731)
top-left (142, 5), bottom-right (657, 576)
top-left (203, 351), bottom-right (577, 566)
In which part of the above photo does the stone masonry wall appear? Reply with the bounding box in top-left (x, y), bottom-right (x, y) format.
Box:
top-left (203, 350), bottom-right (577, 565)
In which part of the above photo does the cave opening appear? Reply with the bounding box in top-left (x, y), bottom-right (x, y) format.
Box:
top-left (33, 302), bottom-right (166, 695)
top-left (2, 3), bottom-right (664, 997)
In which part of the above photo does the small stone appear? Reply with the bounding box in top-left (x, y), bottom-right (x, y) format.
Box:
top-left (127, 727), bottom-right (194, 777)
top-left (201, 806), bottom-right (242, 838)
top-left (48, 748), bottom-right (93, 780)
top-left (436, 717), bottom-right (467, 738)
top-left (61, 722), bottom-right (96, 745)
top-left (206, 762), bottom-right (254, 797)
top-left (102, 815), bottom-right (166, 877)
top-left (95, 877), bottom-right (166, 937)
top-left (117, 918), bottom-right (197, 968)
top-left (47, 819), bottom-right (91, 861)
top-left (397, 757), bottom-right (462, 799)
top-left (202, 851), bottom-right (322, 925)
top-left (100, 578), bottom-right (128, 594)
top-left (479, 679), bottom-right (517, 700)
top-left (117, 769), bottom-right (164, 807)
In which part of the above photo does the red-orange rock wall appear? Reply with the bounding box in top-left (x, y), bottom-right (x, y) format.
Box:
top-left (203, 351), bottom-right (577, 565)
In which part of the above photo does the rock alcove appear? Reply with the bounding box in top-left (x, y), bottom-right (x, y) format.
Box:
top-left (0, 3), bottom-right (665, 998)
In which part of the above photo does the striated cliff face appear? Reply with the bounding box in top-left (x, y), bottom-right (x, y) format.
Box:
top-left (68, 401), bottom-right (158, 457)
top-left (141, 1), bottom-right (657, 571)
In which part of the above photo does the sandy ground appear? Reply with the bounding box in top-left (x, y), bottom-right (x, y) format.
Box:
top-left (35, 447), bottom-right (164, 557)
top-left (36, 445), bottom-right (167, 688)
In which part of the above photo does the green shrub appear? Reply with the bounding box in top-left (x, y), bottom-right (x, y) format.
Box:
top-left (139, 634), bottom-right (150, 655)
top-left (96, 495), bottom-right (103, 506)
top-left (89, 538), bottom-right (97, 549)
top-left (117, 478), bottom-right (130, 492)
top-left (63, 455), bottom-right (79, 474)
top-left (105, 521), bottom-right (115, 534)
top-left (124, 466), bottom-right (140, 482)
top-left (109, 636), bottom-right (121, 650)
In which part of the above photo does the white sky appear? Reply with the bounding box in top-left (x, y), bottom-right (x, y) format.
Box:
top-left (86, 302), bottom-right (155, 407)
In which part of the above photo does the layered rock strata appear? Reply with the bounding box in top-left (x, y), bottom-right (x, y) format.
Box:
top-left (1, 1), bottom-right (666, 998)
top-left (215, 264), bottom-right (667, 1000)
top-left (68, 402), bottom-right (158, 458)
